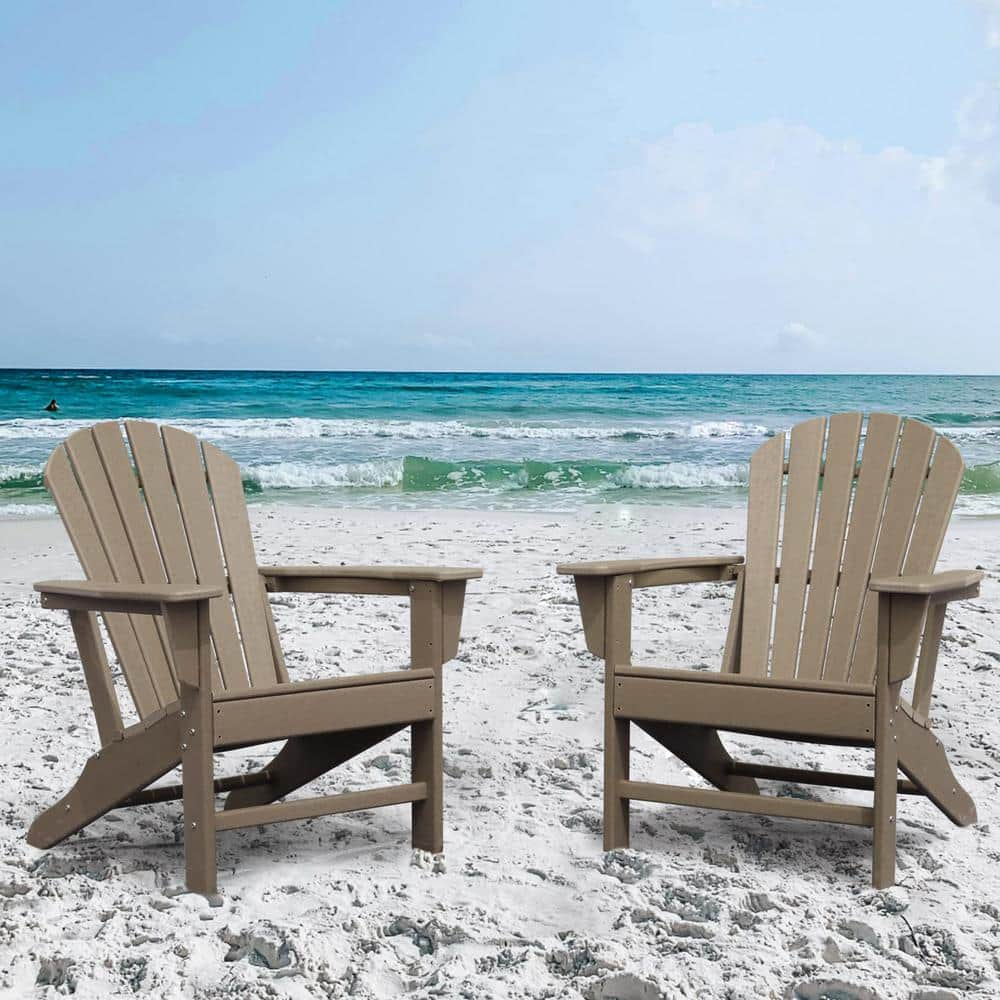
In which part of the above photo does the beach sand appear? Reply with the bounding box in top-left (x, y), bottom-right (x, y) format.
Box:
top-left (1, 503), bottom-right (998, 999)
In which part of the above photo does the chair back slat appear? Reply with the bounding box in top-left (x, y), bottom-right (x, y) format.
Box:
top-left (797, 412), bottom-right (862, 680)
top-left (771, 417), bottom-right (825, 679)
top-left (740, 432), bottom-right (785, 677)
top-left (63, 429), bottom-right (177, 706)
top-left (92, 422), bottom-right (181, 693)
top-left (160, 426), bottom-right (253, 692)
top-left (734, 412), bottom-right (961, 695)
top-left (46, 422), bottom-right (288, 722)
top-left (821, 413), bottom-right (902, 682)
top-left (903, 436), bottom-right (964, 576)
top-left (848, 419), bottom-right (936, 685)
top-left (203, 443), bottom-right (285, 687)
top-left (720, 568), bottom-right (745, 673)
top-left (125, 421), bottom-right (227, 691)
top-left (45, 444), bottom-right (161, 717)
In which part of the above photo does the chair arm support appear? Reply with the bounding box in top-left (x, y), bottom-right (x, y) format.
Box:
top-left (556, 554), bottom-right (743, 589)
top-left (35, 580), bottom-right (223, 615)
top-left (871, 570), bottom-right (982, 691)
top-left (558, 557), bottom-right (744, 660)
top-left (36, 581), bottom-right (216, 693)
top-left (259, 567), bottom-right (478, 665)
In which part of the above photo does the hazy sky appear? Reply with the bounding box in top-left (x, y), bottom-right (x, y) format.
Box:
top-left (2, 1), bottom-right (999, 372)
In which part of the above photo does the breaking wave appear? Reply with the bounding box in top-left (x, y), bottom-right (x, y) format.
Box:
top-left (5, 457), bottom-right (1000, 502)
top-left (0, 417), bottom-right (772, 443)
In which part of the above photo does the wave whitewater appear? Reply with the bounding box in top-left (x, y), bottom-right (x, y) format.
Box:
top-left (242, 457), bottom-right (751, 493)
top-left (5, 457), bottom-right (1000, 500)
top-left (0, 416), bottom-right (771, 442)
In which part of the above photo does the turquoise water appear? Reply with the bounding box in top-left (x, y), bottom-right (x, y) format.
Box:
top-left (2, 370), bottom-right (999, 514)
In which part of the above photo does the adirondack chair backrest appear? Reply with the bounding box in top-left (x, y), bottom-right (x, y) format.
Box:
top-left (738, 412), bottom-right (963, 686)
top-left (45, 421), bottom-right (286, 721)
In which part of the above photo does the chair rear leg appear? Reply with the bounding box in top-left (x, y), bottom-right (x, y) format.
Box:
top-left (636, 721), bottom-right (760, 795)
top-left (28, 724), bottom-right (179, 849)
top-left (897, 712), bottom-right (977, 826)
top-left (411, 718), bottom-right (443, 853)
top-left (224, 726), bottom-right (406, 811)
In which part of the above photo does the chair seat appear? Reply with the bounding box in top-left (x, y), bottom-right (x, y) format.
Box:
top-left (616, 665), bottom-right (873, 696)
top-left (613, 666), bottom-right (875, 744)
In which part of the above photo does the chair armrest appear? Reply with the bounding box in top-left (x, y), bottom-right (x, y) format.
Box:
top-left (558, 556), bottom-right (744, 659)
top-left (556, 554), bottom-right (743, 588)
top-left (259, 565), bottom-right (480, 664)
top-left (870, 570), bottom-right (983, 688)
top-left (260, 564), bottom-right (482, 594)
top-left (36, 580), bottom-right (223, 614)
top-left (869, 569), bottom-right (983, 603)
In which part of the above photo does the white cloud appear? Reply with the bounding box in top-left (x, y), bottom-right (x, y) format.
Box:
top-left (972, 0), bottom-right (1000, 48)
top-left (773, 322), bottom-right (823, 353)
top-left (405, 332), bottom-right (470, 352)
top-left (450, 5), bottom-right (1000, 372)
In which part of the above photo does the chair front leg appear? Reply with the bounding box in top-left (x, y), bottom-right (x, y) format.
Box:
top-left (409, 582), bottom-right (445, 854)
top-left (872, 591), bottom-right (912, 889)
top-left (604, 574), bottom-right (633, 850)
top-left (164, 599), bottom-right (218, 899)
top-left (872, 681), bottom-right (901, 888)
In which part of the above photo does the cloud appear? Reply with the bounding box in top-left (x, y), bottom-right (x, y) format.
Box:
top-left (458, 46), bottom-right (1000, 373)
top-left (405, 332), bottom-right (470, 352)
top-left (773, 322), bottom-right (823, 353)
top-left (933, 80), bottom-right (1000, 203)
top-left (972, 0), bottom-right (1000, 48)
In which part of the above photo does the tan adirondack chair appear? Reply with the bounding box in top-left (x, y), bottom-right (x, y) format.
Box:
top-left (558, 413), bottom-right (981, 887)
top-left (28, 421), bottom-right (481, 898)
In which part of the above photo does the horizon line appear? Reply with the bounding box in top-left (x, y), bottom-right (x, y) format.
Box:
top-left (2, 367), bottom-right (998, 378)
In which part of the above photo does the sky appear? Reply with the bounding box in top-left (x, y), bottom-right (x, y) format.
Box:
top-left (1, 0), bottom-right (999, 373)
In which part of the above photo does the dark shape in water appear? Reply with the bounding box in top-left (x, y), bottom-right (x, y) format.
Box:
top-left (44, 399), bottom-right (58, 412)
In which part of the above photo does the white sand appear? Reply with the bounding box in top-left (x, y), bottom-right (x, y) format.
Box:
top-left (1, 503), bottom-right (998, 999)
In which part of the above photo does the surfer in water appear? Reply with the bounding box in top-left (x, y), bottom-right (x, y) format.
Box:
top-left (44, 399), bottom-right (59, 412)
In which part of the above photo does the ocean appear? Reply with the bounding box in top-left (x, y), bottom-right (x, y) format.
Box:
top-left (1, 370), bottom-right (999, 516)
